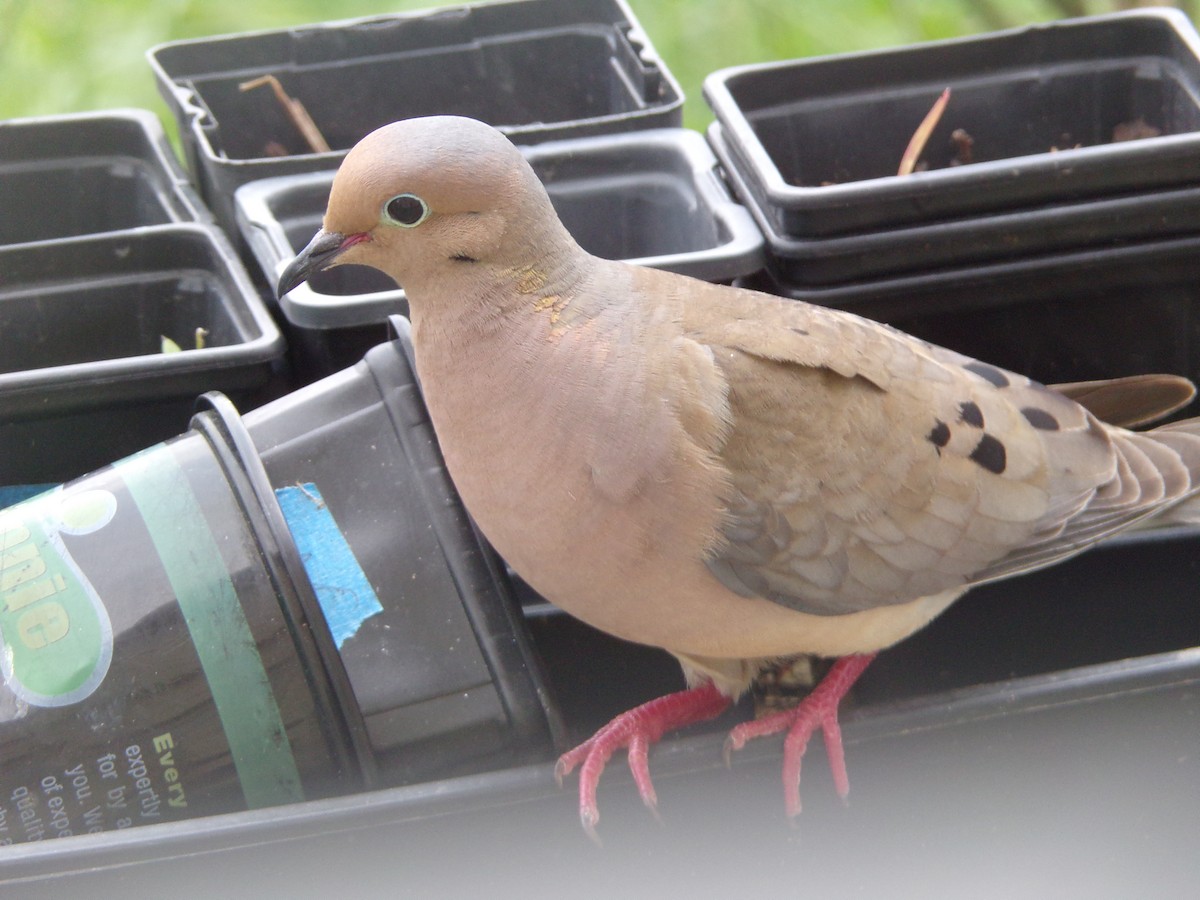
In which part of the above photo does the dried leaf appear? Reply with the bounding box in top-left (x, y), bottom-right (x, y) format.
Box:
top-left (898, 87), bottom-right (951, 176)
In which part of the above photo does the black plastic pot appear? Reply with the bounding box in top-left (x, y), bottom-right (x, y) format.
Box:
top-left (0, 322), bottom-right (558, 846)
top-left (148, 0), bottom-right (684, 234)
top-left (0, 110), bottom-right (208, 246)
top-left (704, 9), bottom-right (1200, 238)
top-left (0, 398), bottom-right (369, 842)
top-left (0, 225), bottom-right (284, 485)
top-left (238, 128), bottom-right (764, 380)
top-left (709, 120), bottom-right (1200, 287)
top-left (243, 322), bottom-right (559, 784)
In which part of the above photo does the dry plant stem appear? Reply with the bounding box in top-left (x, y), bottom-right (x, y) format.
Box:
top-left (898, 87), bottom-right (951, 176)
top-left (238, 74), bottom-right (331, 154)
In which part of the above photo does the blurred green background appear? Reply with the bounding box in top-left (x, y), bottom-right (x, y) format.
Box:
top-left (1, 0), bottom-right (1196, 133)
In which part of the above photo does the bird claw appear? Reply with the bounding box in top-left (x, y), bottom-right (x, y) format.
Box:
top-left (722, 738), bottom-right (734, 769)
top-left (555, 656), bottom-right (872, 835)
top-left (554, 682), bottom-right (731, 839)
top-left (726, 654), bottom-right (875, 819)
top-left (580, 807), bottom-right (603, 847)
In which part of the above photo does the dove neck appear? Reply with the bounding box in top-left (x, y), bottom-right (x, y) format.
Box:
top-left (412, 235), bottom-right (595, 340)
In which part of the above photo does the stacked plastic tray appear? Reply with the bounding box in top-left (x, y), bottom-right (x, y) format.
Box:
top-left (0, 110), bottom-right (283, 487)
top-left (147, 0), bottom-right (688, 235)
top-left (146, 0), bottom-right (762, 380)
top-left (704, 9), bottom-right (1200, 287)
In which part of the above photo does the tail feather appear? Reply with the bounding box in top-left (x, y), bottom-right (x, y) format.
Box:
top-left (1052, 373), bottom-right (1196, 428)
top-left (971, 412), bottom-right (1200, 584)
top-left (1132, 418), bottom-right (1200, 528)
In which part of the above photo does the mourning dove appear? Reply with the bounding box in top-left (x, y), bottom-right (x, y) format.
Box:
top-left (278, 115), bottom-right (1200, 837)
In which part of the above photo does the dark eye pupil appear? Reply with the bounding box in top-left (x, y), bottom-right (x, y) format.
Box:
top-left (387, 195), bottom-right (426, 225)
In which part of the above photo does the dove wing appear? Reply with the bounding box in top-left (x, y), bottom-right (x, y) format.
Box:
top-left (680, 286), bottom-right (1192, 617)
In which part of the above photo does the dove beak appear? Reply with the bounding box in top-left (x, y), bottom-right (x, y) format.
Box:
top-left (276, 230), bottom-right (370, 298)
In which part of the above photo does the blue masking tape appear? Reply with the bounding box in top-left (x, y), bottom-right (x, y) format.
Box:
top-left (0, 484), bottom-right (58, 510)
top-left (274, 483), bottom-right (383, 648)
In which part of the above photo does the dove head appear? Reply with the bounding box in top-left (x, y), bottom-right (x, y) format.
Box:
top-left (277, 116), bottom-right (579, 304)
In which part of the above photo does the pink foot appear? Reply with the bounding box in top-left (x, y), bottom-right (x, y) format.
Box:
top-left (725, 654), bottom-right (876, 819)
top-left (555, 681), bottom-right (731, 841)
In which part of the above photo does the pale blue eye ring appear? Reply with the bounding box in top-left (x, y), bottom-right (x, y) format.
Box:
top-left (384, 193), bottom-right (430, 227)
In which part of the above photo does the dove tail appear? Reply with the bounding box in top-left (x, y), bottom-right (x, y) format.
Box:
top-left (1134, 418), bottom-right (1200, 528)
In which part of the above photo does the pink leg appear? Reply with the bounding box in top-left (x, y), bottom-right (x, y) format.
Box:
top-left (555, 681), bottom-right (732, 841)
top-left (725, 654), bottom-right (876, 819)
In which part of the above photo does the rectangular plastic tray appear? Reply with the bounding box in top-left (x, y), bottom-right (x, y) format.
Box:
top-left (0, 225), bottom-right (284, 483)
top-left (0, 109), bottom-right (208, 245)
top-left (148, 0), bottom-right (684, 232)
top-left (709, 120), bottom-right (1200, 287)
top-left (704, 9), bottom-right (1200, 237)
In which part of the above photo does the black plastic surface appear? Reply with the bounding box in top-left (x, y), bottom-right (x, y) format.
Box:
top-left (0, 225), bottom-right (284, 484)
top-left (709, 120), bottom-right (1200, 286)
top-left (704, 9), bottom-right (1200, 236)
top-left (747, 234), bottom-right (1200, 394)
top-left (148, 0), bottom-right (684, 232)
top-left (0, 109), bottom-right (207, 246)
top-left (243, 323), bottom-right (557, 784)
top-left (0, 648), bottom-right (1194, 896)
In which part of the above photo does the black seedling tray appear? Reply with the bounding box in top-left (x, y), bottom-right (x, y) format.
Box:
top-left (148, 0), bottom-right (684, 233)
top-left (704, 9), bottom-right (1200, 237)
top-left (0, 109), bottom-right (207, 245)
top-left (0, 225), bottom-right (284, 484)
top-left (709, 120), bottom-right (1200, 287)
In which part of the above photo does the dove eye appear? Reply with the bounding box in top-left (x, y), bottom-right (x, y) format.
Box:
top-left (383, 193), bottom-right (430, 227)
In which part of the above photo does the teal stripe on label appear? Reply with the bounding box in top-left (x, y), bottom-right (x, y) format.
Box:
top-left (116, 447), bottom-right (304, 809)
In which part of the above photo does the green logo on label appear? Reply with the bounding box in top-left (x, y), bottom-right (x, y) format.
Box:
top-left (0, 488), bottom-right (116, 706)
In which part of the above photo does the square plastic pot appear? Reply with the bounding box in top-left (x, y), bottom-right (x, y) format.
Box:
top-left (0, 225), bottom-right (284, 484)
top-left (237, 128), bottom-right (764, 379)
top-left (148, 0), bottom-right (684, 233)
top-left (704, 9), bottom-right (1200, 237)
top-left (709, 120), bottom-right (1200, 287)
top-left (0, 109), bottom-right (208, 246)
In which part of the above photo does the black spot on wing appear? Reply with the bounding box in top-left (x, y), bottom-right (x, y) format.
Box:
top-left (965, 361), bottom-right (1010, 388)
top-left (969, 433), bottom-right (1007, 474)
top-left (958, 401), bottom-right (984, 428)
top-left (1021, 407), bottom-right (1060, 430)
top-left (927, 419), bottom-right (951, 449)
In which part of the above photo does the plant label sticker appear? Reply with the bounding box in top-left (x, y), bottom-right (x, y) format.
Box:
top-left (0, 488), bottom-right (116, 707)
